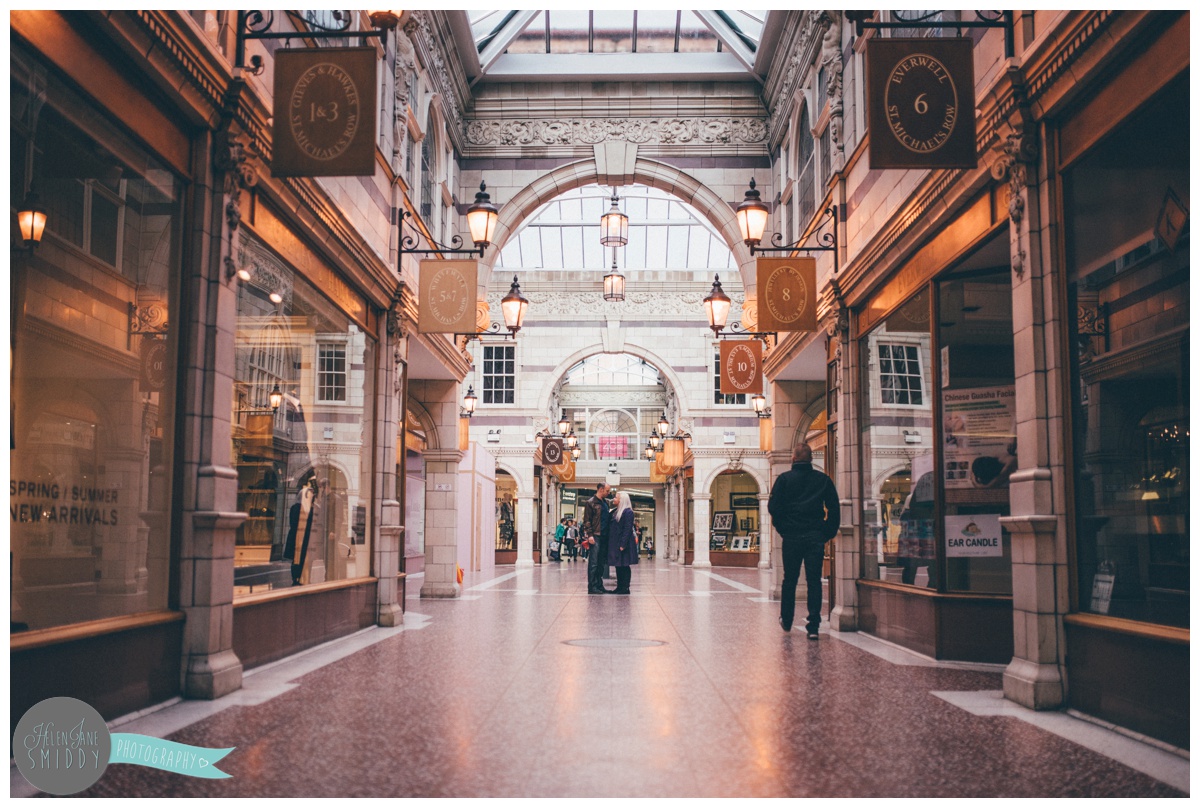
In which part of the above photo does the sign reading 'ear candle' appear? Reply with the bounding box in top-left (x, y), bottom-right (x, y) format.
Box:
top-left (418, 260), bottom-right (478, 334)
top-left (272, 47), bottom-right (378, 177)
top-left (720, 339), bottom-right (763, 395)
top-left (756, 257), bottom-right (816, 333)
top-left (866, 37), bottom-right (976, 170)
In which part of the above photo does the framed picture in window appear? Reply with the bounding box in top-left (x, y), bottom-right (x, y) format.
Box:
top-left (711, 511), bottom-right (735, 533)
top-left (710, 533), bottom-right (729, 551)
top-left (732, 495), bottom-right (758, 509)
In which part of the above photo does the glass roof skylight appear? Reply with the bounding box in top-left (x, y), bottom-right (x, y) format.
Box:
top-left (502, 10), bottom-right (719, 55)
top-left (497, 185), bottom-right (735, 272)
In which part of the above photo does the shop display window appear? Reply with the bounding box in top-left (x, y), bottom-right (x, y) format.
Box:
top-left (1065, 73), bottom-right (1189, 627)
top-left (936, 268), bottom-right (1014, 594)
top-left (10, 48), bottom-right (181, 630)
top-left (859, 292), bottom-right (933, 585)
top-left (231, 232), bottom-right (375, 594)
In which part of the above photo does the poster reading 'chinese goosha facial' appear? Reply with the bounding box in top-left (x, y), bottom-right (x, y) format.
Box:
top-left (941, 385), bottom-right (1017, 490)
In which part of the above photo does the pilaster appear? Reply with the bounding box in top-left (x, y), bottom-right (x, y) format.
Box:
top-left (691, 493), bottom-right (712, 569)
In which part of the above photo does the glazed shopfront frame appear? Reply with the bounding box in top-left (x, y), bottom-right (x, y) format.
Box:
top-left (852, 186), bottom-right (1015, 663)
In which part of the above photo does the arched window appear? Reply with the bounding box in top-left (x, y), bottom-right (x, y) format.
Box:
top-left (797, 105), bottom-right (815, 231)
top-left (564, 354), bottom-right (662, 387)
top-left (497, 185), bottom-right (734, 271)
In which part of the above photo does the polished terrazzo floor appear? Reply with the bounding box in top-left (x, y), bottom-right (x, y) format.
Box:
top-left (43, 559), bottom-right (1187, 798)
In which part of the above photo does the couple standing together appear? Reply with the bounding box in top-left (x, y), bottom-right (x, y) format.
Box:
top-left (580, 482), bottom-right (637, 594)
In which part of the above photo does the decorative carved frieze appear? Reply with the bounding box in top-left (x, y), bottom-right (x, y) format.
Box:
top-left (559, 389), bottom-right (668, 406)
top-left (404, 11), bottom-right (468, 150)
top-left (465, 118), bottom-right (767, 147)
top-left (818, 12), bottom-right (845, 164)
top-left (766, 11), bottom-right (834, 147)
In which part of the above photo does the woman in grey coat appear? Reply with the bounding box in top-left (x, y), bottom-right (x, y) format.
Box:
top-left (607, 491), bottom-right (639, 594)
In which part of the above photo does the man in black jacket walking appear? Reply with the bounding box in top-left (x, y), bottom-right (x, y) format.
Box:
top-left (768, 442), bottom-right (840, 638)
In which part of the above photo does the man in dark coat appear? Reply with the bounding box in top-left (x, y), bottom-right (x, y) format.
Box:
top-left (581, 482), bottom-right (612, 594)
top-left (768, 443), bottom-right (840, 638)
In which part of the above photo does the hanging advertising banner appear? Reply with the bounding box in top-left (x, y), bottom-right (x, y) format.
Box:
top-left (945, 514), bottom-right (1004, 557)
top-left (866, 38), bottom-right (976, 170)
top-left (649, 461), bottom-right (667, 483)
top-left (942, 385), bottom-right (1017, 489)
top-left (756, 257), bottom-right (817, 333)
top-left (719, 340), bottom-right (763, 395)
top-left (272, 47), bottom-right (378, 177)
top-left (418, 260), bottom-right (478, 334)
top-left (542, 437), bottom-right (564, 466)
top-left (555, 461), bottom-right (575, 484)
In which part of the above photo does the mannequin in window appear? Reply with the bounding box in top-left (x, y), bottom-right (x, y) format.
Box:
top-left (285, 481), bottom-right (318, 586)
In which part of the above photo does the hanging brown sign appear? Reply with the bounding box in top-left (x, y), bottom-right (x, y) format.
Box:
top-left (272, 47), bottom-right (378, 177)
top-left (866, 38), bottom-right (976, 170)
top-left (418, 260), bottom-right (478, 334)
top-left (542, 437), bottom-right (564, 466)
top-left (719, 340), bottom-right (763, 395)
top-left (756, 257), bottom-right (817, 333)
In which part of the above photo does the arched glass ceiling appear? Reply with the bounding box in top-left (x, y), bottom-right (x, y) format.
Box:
top-left (564, 354), bottom-right (664, 387)
top-left (496, 184), bottom-right (735, 271)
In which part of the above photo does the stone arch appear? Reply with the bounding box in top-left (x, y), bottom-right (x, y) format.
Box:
top-left (871, 462), bottom-right (913, 500)
top-left (533, 342), bottom-right (691, 424)
top-left (404, 397), bottom-right (441, 451)
top-left (699, 462), bottom-right (769, 495)
top-left (792, 395), bottom-right (828, 448)
top-left (479, 157), bottom-right (755, 293)
top-left (494, 459), bottom-right (534, 496)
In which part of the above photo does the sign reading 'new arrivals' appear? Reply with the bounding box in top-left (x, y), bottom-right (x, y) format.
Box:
top-left (272, 48), bottom-right (378, 177)
top-left (866, 38), bottom-right (976, 170)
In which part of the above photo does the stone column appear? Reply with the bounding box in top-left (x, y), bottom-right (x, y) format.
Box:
top-left (664, 479), bottom-right (676, 562)
top-left (692, 493), bottom-right (712, 568)
top-left (375, 312), bottom-right (405, 627)
top-left (179, 127), bottom-right (251, 699)
top-left (828, 330), bottom-right (859, 632)
top-left (545, 478), bottom-right (558, 562)
top-left (516, 492), bottom-right (536, 567)
top-left (420, 448), bottom-right (464, 598)
top-left (995, 106), bottom-right (1067, 709)
top-left (766, 449), bottom-right (792, 600)
top-left (757, 492), bottom-right (771, 570)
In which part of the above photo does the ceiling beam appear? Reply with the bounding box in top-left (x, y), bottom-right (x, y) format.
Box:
top-left (693, 11), bottom-right (758, 78)
top-left (478, 10), bottom-right (543, 76)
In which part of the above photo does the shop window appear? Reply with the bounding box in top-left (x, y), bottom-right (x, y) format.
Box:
top-left (10, 47), bottom-right (182, 631)
top-left (317, 342), bottom-right (347, 402)
top-left (713, 347), bottom-right (747, 405)
top-left (937, 268), bottom-right (1014, 595)
top-left (1065, 73), bottom-right (1189, 628)
top-left (231, 232), bottom-right (375, 594)
top-left (482, 344), bottom-right (515, 404)
top-left (496, 471), bottom-right (517, 551)
top-left (588, 409), bottom-right (638, 460)
top-left (877, 342), bottom-right (924, 406)
top-left (859, 292), bottom-right (932, 585)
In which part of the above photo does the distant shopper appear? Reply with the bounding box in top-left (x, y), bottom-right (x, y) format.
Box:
top-left (608, 491), bottom-right (639, 594)
top-left (553, 518), bottom-right (567, 562)
top-left (581, 482), bottom-right (612, 594)
top-left (768, 442), bottom-right (840, 639)
top-left (564, 519), bottom-right (579, 561)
